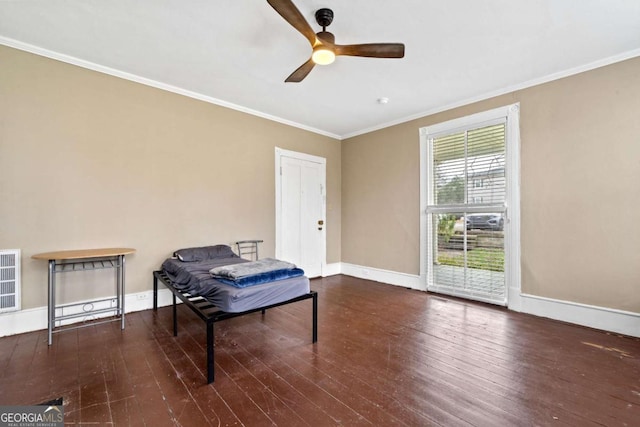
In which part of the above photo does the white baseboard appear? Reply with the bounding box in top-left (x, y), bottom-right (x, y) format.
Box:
top-left (341, 262), bottom-right (423, 290)
top-left (322, 262), bottom-right (342, 277)
top-left (0, 289), bottom-right (177, 338)
top-left (518, 293), bottom-right (640, 338)
top-left (340, 262), bottom-right (640, 338)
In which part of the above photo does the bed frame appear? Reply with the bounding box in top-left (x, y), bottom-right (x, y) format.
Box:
top-left (152, 270), bottom-right (318, 384)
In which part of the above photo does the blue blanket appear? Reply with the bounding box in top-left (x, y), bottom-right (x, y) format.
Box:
top-left (209, 258), bottom-right (297, 280)
top-left (215, 268), bottom-right (305, 288)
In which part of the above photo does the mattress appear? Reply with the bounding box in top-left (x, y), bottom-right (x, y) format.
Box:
top-left (161, 257), bottom-right (310, 313)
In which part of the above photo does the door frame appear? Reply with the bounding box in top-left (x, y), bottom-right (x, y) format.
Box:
top-left (275, 147), bottom-right (327, 277)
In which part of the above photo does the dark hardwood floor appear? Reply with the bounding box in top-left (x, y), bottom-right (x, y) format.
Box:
top-left (1, 275), bottom-right (638, 426)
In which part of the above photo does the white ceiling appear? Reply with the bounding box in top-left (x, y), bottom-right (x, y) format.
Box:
top-left (1, 1), bottom-right (639, 139)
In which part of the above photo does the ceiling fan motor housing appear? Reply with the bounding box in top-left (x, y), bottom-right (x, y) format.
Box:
top-left (316, 31), bottom-right (335, 44)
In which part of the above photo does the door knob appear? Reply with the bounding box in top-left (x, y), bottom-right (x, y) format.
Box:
top-left (318, 220), bottom-right (324, 225)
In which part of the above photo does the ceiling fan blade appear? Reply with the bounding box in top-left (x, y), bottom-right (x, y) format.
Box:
top-left (285, 58), bottom-right (315, 83)
top-left (267, 0), bottom-right (318, 46)
top-left (336, 43), bottom-right (405, 58)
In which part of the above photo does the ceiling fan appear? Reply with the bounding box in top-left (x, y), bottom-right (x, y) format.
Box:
top-left (266, 0), bottom-right (405, 82)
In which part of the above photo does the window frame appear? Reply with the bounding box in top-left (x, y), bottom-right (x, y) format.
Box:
top-left (419, 103), bottom-right (521, 308)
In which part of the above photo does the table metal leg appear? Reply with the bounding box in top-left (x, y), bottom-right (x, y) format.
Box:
top-left (115, 256), bottom-right (121, 322)
top-left (47, 260), bottom-right (55, 346)
top-left (120, 255), bottom-right (126, 330)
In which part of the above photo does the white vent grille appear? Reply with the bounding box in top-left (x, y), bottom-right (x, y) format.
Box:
top-left (0, 250), bottom-right (20, 313)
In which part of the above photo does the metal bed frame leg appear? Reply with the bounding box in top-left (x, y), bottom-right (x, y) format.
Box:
top-left (312, 291), bottom-right (318, 343)
top-left (207, 321), bottom-right (215, 384)
top-left (153, 274), bottom-right (158, 311)
top-left (172, 294), bottom-right (178, 336)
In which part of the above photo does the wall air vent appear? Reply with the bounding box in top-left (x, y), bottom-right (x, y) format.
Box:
top-left (0, 249), bottom-right (21, 313)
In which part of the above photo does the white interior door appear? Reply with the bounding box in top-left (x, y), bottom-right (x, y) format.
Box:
top-left (276, 148), bottom-right (326, 278)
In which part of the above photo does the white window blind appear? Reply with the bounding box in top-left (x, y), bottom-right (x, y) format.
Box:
top-left (431, 123), bottom-right (505, 209)
top-left (426, 121), bottom-right (507, 304)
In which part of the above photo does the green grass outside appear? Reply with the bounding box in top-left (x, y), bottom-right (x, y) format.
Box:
top-left (438, 248), bottom-right (505, 272)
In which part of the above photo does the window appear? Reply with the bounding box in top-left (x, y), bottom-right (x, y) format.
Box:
top-left (420, 104), bottom-right (520, 306)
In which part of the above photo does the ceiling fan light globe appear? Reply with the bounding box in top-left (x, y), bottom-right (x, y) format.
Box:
top-left (312, 47), bottom-right (335, 65)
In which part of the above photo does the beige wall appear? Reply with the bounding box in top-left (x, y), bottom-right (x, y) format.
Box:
top-left (343, 57), bottom-right (640, 313)
top-left (0, 45), bottom-right (341, 309)
top-left (2, 42), bottom-right (639, 316)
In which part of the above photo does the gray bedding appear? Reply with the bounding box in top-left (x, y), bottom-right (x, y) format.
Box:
top-left (161, 256), bottom-right (310, 313)
top-left (209, 258), bottom-right (297, 280)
